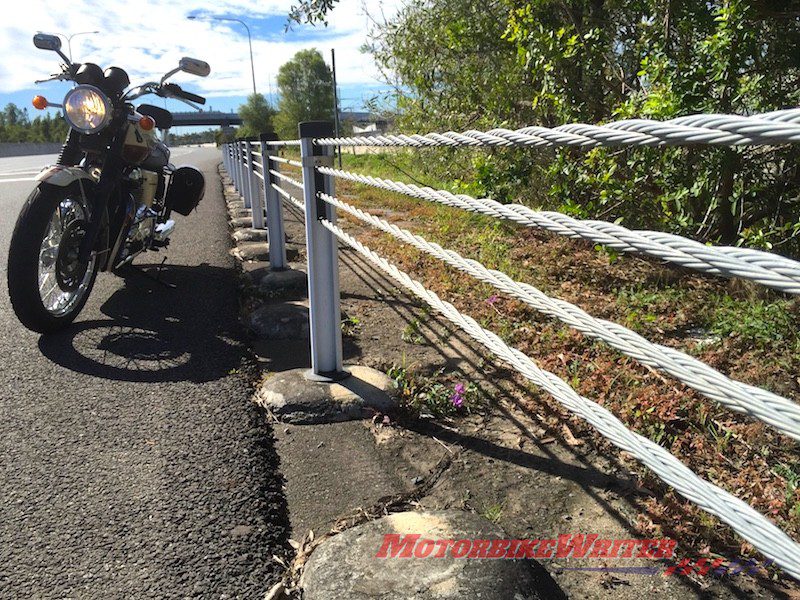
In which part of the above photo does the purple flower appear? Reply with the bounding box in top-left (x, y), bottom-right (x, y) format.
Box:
top-left (451, 383), bottom-right (466, 408)
top-left (486, 295), bottom-right (499, 306)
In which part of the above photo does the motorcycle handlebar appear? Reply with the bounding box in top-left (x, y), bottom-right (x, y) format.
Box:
top-left (162, 83), bottom-right (206, 105)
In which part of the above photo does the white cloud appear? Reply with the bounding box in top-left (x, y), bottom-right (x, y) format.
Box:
top-left (1, 0), bottom-right (403, 97)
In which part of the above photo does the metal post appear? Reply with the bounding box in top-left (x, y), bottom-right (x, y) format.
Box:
top-left (230, 142), bottom-right (237, 191)
top-left (234, 139), bottom-right (243, 194)
top-left (241, 139), bottom-right (253, 209)
top-left (245, 137), bottom-right (262, 224)
top-left (299, 121), bottom-right (347, 381)
top-left (238, 139), bottom-right (246, 199)
top-left (260, 131), bottom-right (287, 269)
top-left (233, 140), bottom-right (242, 196)
top-left (236, 140), bottom-right (244, 194)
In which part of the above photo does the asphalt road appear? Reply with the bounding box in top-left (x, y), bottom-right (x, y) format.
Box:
top-left (0, 148), bottom-right (290, 598)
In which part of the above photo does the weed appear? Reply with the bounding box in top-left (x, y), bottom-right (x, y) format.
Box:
top-left (706, 295), bottom-right (795, 346)
top-left (774, 464), bottom-right (800, 515)
top-left (482, 502), bottom-right (504, 524)
top-left (341, 315), bottom-right (362, 338)
top-left (594, 244), bottom-right (622, 264)
top-left (401, 318), bottom-right (425, 344)
top-left (387, 364), bottom-right (480, 418)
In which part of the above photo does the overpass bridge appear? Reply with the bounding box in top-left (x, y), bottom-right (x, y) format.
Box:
top-left (170, 111), bottom-right (242, 127)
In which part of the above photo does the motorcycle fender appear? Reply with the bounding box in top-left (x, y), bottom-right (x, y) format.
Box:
top-left (35, 165), bottom-right (96, 187)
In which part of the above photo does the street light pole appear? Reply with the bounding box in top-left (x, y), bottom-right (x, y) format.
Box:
top-left (331, 48), bottom-right (342, 168)
top-left (50, 30), bottom-right (99, 62)
top-left (188, 15), bottom-right (256, 96)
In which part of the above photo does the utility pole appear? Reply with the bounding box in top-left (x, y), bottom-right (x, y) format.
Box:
top-left (331, 48), bottom-right (342, 168)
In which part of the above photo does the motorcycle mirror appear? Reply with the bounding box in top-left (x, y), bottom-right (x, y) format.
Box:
top-left (33, 33), bottom-right (62, 52)
top-left (178, 57), bottom-right (210, 78)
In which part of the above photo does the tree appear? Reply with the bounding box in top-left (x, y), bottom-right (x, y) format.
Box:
top-left (274, 49), bottom-right (335, 139)
top-left (288, 0), bottom-right (338, 26)
top-left (365, 0), bottom-right (800, 253)
top-left (237, 93), bottom-right (276, 138)
top-left (0, 104), bottom-right (68, 143)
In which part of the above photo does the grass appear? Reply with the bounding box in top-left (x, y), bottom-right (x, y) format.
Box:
top-left (773, 463), bottom-right (800, 525)
top-left (708, 295), bottom-right (797, 345)
top-left (401, 318), bottom-right (425, 345)
top-left (618, 283), bottom-right (799, 349)
top-left (481, 502), bottom-right (505, 525)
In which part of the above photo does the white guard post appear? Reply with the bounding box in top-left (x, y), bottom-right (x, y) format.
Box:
top-left (236, 139), bottom-right (245, 197)
top-left (299, 121), bottom-right (348, 381)
top-left (245, 137), bottom-right (264, 228)
top-left (231, 141), bottom-right (239, 193)
top-left (242, 139), bottom-right (254, 210)
top-left (260, 132), bottom-right (287, 269)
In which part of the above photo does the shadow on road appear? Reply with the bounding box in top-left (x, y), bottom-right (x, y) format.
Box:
top-left (38, 262), bottom-right (246, 383)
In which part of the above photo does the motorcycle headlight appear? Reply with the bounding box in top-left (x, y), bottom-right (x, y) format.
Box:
top-left (63, 85), bottom-right (111, 134)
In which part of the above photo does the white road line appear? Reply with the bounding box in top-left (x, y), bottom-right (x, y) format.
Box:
top-left (0, 168), bottom-right (46, 175)
top-left (0, 177), bottom-right (35, 183)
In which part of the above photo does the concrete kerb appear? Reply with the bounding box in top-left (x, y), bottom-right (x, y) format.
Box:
top-left (300, 510), bottom-right (548, 599)
top-left (220, 156), bottom-right (538, 598)
top-left (255, 365), bottom-right (397, 424)
top-left (221, 160), bottom-right (392, 424)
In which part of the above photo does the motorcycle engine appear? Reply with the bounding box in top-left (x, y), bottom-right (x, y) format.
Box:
top-left (127, 168), bottom-right (159, 243)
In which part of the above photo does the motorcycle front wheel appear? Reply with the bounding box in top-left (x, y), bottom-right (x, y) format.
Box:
top-left (7, 182), bottom-right (100, 333)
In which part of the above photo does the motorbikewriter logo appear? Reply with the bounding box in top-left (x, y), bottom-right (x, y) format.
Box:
top-left (376, 534), bottom-right (775, 577)
top-left (376, 534), bottom-right (676, 561)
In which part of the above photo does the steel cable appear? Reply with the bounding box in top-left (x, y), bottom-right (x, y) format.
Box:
top-left (316, 215), bottom-right (800, 580)
top-left (318, 166), bottom-right (800, 295)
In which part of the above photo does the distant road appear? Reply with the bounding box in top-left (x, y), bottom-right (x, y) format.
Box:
top-left (0, 147), bottom-right (199, 186)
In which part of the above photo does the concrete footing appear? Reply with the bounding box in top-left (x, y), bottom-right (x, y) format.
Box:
top-left (301, 510), bottom-right (546, 599)
top-left (229, 208), bottom-right (252, 219)
top-left (259, 267), bottom-right (308, 295)
top-left (232, 242), bottom-right (271, 262)
top-left (255, 366), bottom-right (397, 424)
top-left (230, 216), bottom-right (254, 229)
top-left (232, 228), bottom-right (269, 243)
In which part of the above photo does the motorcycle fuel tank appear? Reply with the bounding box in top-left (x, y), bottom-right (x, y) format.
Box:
top-left (121, 120), bottom-right (164, 166)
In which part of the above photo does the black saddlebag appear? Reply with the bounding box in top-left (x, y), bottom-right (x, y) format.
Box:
top-left (165, 166), bottom-right (205, 216)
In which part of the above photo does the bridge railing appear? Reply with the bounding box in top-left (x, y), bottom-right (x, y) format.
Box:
top-left (222, 110), bottom-right (800, 580)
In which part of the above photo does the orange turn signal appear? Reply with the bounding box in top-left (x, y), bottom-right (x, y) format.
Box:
top-left (138, 115), bottom-right (156, 131)
top-left (32, 96), bottom-right (48, 110)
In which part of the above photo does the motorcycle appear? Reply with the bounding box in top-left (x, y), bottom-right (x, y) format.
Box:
top-left (7, 33), bottom-right (210, 333)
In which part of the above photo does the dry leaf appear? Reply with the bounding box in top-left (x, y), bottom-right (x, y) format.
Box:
top-left (562, 424), bottom-right (584, 446)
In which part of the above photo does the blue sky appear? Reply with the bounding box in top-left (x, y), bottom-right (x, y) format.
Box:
top-left (1, 0), bottom-right (401, 130)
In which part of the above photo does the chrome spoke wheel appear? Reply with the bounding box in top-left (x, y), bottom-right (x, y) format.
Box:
top-left (37, 198), bottom-right (96, 317)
